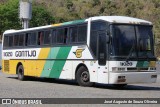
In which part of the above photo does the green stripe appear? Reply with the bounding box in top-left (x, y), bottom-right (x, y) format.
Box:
top-left (136, 61), bottom-right (144, 67)
top-left (136, 61), bottom-right (149, 67)
top-left (49, 47), bottom-right (72, 78)
top-left (41, 47), bottom-right (60, 77)
top-left (63, 19), bottom-right (85, 25)
top-left (143, 61), bottom-right (149, 67)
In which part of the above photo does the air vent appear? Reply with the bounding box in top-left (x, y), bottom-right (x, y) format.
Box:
top-left (4, 60), bottom-right (9, 72)
top-left (127, 67), bottom-right (137, 70)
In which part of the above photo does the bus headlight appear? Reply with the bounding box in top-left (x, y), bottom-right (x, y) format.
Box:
top-left (112, 67), bottom-right (125, 72)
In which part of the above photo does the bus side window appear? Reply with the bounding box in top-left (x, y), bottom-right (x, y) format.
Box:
top-left (64, 28), bottom-right (69, 44)
top-left (25, 33), bottom-right (28, 46)
top-left (8, 36), bottom-right (13, 47)
top-left (57, 28), bottom-right (64, 44)
top-left (69, 26), bottom-right (78, 43)
top-left (52, 30), bottom-right (56, 44)
top-left (43, 30), bottom-right (51, 45)
top-left (14, 34), bottom-right (19, 46)
top-left (26, 32), bottom-right (36, 46)
top-left (78, 24), bottom-right (87, 43)
top-left (4, 36), bottom-right (9, 48)
top-left (38, 31), bottom-right (44, 45)
top-left (19, 34), bottom-right (24, 46)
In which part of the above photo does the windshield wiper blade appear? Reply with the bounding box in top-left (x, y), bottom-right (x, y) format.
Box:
top-left (126, 43), bottom-right (135, 62)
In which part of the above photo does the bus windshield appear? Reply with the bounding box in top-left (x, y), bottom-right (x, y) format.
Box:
top-left (111, 25), bottom-right (154, 59)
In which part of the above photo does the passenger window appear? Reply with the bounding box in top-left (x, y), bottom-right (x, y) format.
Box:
top-left (19, 34), bottom-right (24, 46)
top-left (69, 26), bottom-right (78, 43)
top-left (78, 25), bottom-right (87, 43)
top-left (4, 36), bottom-right (9, 48)
top-left (14, 35), bottom-right (19, 46)
top-left (52, 30), bottom-right (56, 44)
top-left (38, 31), bottom-right (44, 45)
top-left (64, 28), bottom-right (68, 44)
top-left (9, 36), bottom-right (13, 47)
top-left (43, 30), bottom-right (51, 45)
top-left (57, 28), bottom-right (64, 44)
top-left (26, 32), bottom-right (36, 46)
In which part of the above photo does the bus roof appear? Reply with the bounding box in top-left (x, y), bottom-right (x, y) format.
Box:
top-left (88, 16), bottom-right (152, 25)
top-left (4, 16), bottom-right (152, 34)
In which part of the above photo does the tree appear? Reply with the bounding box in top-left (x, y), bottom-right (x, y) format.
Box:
top-left (0, 0), bottom-right (21, 35)
top-left (0, 0), bottom-right (55, 36)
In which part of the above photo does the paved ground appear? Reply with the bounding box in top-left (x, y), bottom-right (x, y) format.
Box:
top-left (0, 69), bottom-right (160, 107)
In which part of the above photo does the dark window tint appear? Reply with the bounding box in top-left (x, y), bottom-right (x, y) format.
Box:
top-left (14, 35), bottom-right (19, 46)
top-left (52, 30), bottom-right (56, 44)
top-left (26, 32), bottom-right (36, 46)
top-left (78, 25), bottom-right (87, 42)
top-left (91, 21), bottom-right (106, 31)
top-left (43, 30), bottom-right (50, 45)
top-left (9, 36), bottom-right (13, 47)
top-left (19, 34), bottom-right (24, 46)
top-left (64, 28), bottom-right (68, 44)
top-left (69, 26), bottom-right (78, 43)
top-left (57, 28), bottom-right (64, 44)
top-left (90, 31), bottom-right (98, 57)
top-left (4, 36), bottom-right (9, 48)
top-left (38, 31), bottom-right (44, 45)
top-left (90, 21), bottom-right (107, 57)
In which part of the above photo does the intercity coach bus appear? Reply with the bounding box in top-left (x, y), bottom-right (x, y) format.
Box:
top-left (2, 16), bottom-right (157, 87)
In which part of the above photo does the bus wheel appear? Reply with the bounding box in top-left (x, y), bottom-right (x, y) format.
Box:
top-left (17, 65), bottom-right (25, 81)
top-left (76, 66), bottom-right (94, 87)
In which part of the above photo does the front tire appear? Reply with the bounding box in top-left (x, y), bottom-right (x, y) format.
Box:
top-left (17, 65), bottom-right (25, 81)
top-left (76, 66), bottom-right (94, 87)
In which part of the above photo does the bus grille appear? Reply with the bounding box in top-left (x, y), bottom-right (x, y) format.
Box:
top-left (4, 60), bottom-right (9, 72)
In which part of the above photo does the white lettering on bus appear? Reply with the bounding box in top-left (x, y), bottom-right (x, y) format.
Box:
top-left (15, 50), bottom-right (36, 57)
top-left (4, 52), bottom-right (13, 57)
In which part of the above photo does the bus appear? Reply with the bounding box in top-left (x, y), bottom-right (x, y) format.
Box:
top-left (2, 16), bottom-right (157, 87)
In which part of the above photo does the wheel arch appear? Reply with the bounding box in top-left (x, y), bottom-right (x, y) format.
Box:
top-left (75, 63), bottom-right (88, 80)
top-left (16, 62), bottom-right (23, 74)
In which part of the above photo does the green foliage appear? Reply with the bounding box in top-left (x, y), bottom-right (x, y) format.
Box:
top-left (30, 4), bottom-right (55, 27)
top-left (0, 0), bottom-right (55, 35)
top-left (0, 0), bottom-right (21, 34)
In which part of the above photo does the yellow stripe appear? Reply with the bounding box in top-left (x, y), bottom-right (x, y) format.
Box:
top-left (36, 48), bottom-right (50, 77)
top-left (52, 23), bottom-right (62, 27)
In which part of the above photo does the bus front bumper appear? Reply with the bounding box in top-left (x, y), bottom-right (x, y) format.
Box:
top-left (109, 72), bottom-right (157, 84)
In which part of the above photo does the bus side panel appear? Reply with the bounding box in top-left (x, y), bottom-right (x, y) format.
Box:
top-left (23, 60), bottom-right (37, 76)
top-left (40, 47), bottom-right (72, 78)
top-left (36, 48), bottom-right (51, 77)
top-left (59, 61), bottom-right (73, 79)
top-left (2, 60), bottom-right (17, 74)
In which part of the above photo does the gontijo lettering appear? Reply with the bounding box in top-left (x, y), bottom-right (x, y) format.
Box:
top-left (15, 50), bottom-right (36, 57)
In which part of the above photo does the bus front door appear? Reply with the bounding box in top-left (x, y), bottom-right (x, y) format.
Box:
top-left (97, 32), bottom-right (109, 84)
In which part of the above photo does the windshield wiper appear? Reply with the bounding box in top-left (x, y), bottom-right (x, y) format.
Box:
top-left (126, 43), bottom-right (135, 62)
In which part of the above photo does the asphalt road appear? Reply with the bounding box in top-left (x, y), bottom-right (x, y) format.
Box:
top-left (0, 69), bottom-right (160, 107)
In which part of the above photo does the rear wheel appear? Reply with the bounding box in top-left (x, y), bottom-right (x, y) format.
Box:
top-left (17, 65), bottom-right (25, 81)
top-left (76, 66), bottom-right (94, 87)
